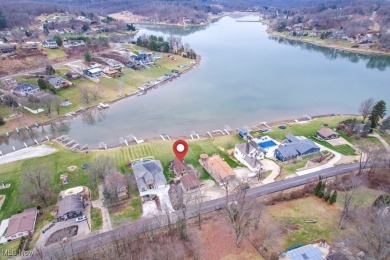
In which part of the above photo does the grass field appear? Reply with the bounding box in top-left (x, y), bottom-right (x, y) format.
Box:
top-left (277, 154), bottom-right (317, 179)
top-left (268, 187), bottom-right (383, 249)
top-left (42, 48), bottom-right (68, 61)
top-left (91, 207), bottom-right (103, 231)
top-left (109, 196), bottom-right (142, 227)
top-left (310, 138), bottom-right (356, 156)
top-left (263, 116), bottom-right (353, 141)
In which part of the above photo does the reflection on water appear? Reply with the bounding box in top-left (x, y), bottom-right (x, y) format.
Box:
top-left (270, 36), bottom-right (390, 71)
top-left (0, 15), bottom-right (389, 154)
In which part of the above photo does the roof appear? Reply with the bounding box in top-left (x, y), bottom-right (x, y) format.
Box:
top-left (206, 155), bottom-right (235, 180)
top-left (317, 128), bottom-right (339, 138)
top-left (181, 173), bottom-right (200, 189)
top-left (48, 77), bottom-right (65, 85)
top-left (286, 133), bottom-right (300, 143)
top-left (14, 82), bottom-right (39, 91)
top-left (5, 208), bottom-right (37, 237)
top-left (286, 244), bottom-right (323, 260)
top-left (236, 141), bottom-right (259, 156)
top-left (87, 68), bottom-right (102, 73)
top-left (277, 144), bottom-right (300, 158)
top-left (133, 160), bottom-right (167, 189)
top-left (57, 195), bottom-right (84, 217)
top-left (172, 158), bottom-right (187, 173)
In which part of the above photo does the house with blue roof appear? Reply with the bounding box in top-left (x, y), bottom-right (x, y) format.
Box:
top-left (274, 134), bottom-right (320, 162)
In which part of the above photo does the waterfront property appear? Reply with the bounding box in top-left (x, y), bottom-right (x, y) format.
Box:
top-left (104, 171), bottom-right (128, 199)
top-left (199, 154), bottom-right (235, 184)
top-left (48, 76), bottom-right (72, 90)
top-left (234, 141), bottom-right (263, 172)
top-left (253, 136), bottom-right (279, 158)
top-left (56, 195), bottom-right (85, 221)
top-left (42, 39), bottom-right (59, 49)
top-left (316, 128), bottom-right (340, 140)
top-left (12, 82), bottom-right (40, 97)
top-left (5, 208), bottom-right (37, 242)
top-left (274, 134), bottom-right (320, 162)
top-left (133, 159), bottom-right (167, 195)
top-left (239, 128), bottom-right (249, 139)
top-left (84, 68), bottom-right (103, 78)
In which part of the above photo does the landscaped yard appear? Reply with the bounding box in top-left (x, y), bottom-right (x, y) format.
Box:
top-left (91, 207), bottom-right (103, 231)
top-left (264, 116), bottom-right (353, 141)
top-left (310, 138), bottom-right (356, 156)
top-left (42, 48), bottom-right (68, 61)
top-left (0, 240), bottom-right (19, 260)
top-left (276, 154), bottom-right (318, 179)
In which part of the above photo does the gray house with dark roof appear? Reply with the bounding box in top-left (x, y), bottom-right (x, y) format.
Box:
top-left (133, 159), bottom-right (167, 195)
top-left (57, 195), bottom-right (84, 221)
top-left (275, 134), bottom-right (320, 162)
top-left (12, 82), bottom-right (40, 97)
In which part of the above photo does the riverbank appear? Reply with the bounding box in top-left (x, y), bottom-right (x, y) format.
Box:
top-left (267, 29), bottom-right (390, 57)
top-left (0, 53), bottom-right (201, 137)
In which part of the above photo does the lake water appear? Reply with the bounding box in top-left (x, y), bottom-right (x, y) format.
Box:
top-left (1, 14), bottom-right (390, 153)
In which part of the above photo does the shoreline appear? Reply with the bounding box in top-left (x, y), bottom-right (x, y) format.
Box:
top-left (0, 54), bottom-right (201, 137)
top-left (267, 29), bottom-right (390, 57)
top-left (86, 113), bottom-right (357, 152)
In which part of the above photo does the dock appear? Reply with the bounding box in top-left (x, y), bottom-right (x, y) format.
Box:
top-left (97, 103), bottom-right (110, 109)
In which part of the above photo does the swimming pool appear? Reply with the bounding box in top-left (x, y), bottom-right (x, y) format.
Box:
top-left (258, 140), bottom-right (277, 149)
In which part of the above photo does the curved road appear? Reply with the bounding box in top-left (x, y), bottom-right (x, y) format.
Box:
top-left (29, 163), bottom-right (360, 260)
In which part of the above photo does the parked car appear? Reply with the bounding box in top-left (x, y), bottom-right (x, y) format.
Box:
top-left (75, 215), bottom-right (87, 222)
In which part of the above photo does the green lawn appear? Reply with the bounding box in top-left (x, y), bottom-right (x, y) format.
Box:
top-left (109, 196), bottom-right (142, 227)
top-left (277, 154), bottom-right (318, 179)
top-left (42, 48), bottom-right (68, 61)
top-left (91, 207), bottom-right (103, 231)
top-left (310, 138), bottom-right (356, 156)
top-left (268, 187), bottom-right (383, 249)
top-left (263, 116), bottom-right (352, 141)
top-left (0, 240), bottom-right (19, 260)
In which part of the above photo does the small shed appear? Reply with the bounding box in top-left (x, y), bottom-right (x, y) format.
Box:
top-left (239, 128), bottom-right (249, 139)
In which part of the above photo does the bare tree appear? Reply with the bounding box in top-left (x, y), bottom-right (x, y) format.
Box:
top-left (359, 98), bottom-right (374, 123)
top-left (21, 165), bottom-right (55, 207)
top-left (88, 155), bottom-right (116, 188)
top-left (41, 94), bottom-right (55, 114)
top-left (194, 190), bottom-right (204, 230)
top-left (80, 86), bottom-right (90, 104)
top-left (338, 174), bottom-right (362, 229)
top-left (53, 96), bottom-right (62, 115)
top-left (357, 140), bottom-right (386, 176)
top-left (225, 189), bottom-right (255, 247)
top-left (90, 87), bottom-right (99, 101)
top-left (348, 207), bottom-right (390, 260)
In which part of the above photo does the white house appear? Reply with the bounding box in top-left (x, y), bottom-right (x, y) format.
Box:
top-left (42, 39), bottom-right (58, 49)
top-left (5, 208), bottom-right (38, 242)
top-left (84, 68), bottom-right (102, 78)
top-left (234, 141), bottom-right (264, 172)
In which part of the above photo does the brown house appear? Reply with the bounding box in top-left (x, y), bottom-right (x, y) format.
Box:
top-left (172, 158), bottom-right (188, 177)
top-left (199, 154), bottom-right (235, 184)
top-left (317, 128), bottom-right (340, 140)
top-left (180, 173), bottom-right (200, 191)
top-left (5, 208), bottom-right (38, 241)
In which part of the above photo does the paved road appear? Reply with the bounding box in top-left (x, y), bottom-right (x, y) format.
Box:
top-left (29, 163), bottom-right (360, 260)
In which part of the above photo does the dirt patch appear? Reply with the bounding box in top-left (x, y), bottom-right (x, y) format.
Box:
top-left (189, 212), bottom-right (263, 259)
top-left (109, 11), bottom-right (147, 23)
top-left (45, 225), bottom-right (78, 246)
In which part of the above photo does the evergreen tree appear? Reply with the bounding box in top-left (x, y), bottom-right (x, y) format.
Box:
top-left (127, 23), bottom-right (136, 31)
top-left (45, 65), bottom-right (55, 75)
top-left (0, 11), bottom-right (6, 30)
top-left (323, 189), bottom-right (331, 201)
top-left (37, 78), bottom-right (47, 90)
top-left (314, 181), bottom-right (322, 196)
top-left (0, 117), bottom-right (5, 126)
top-left (53, 35), bottom-right (63, 46)
top-left (84, 51), bottom-right (91, 64)
top-left (82, 24), bottom-right (90, 32)
top-left (319, 182), bottom-right (326, 198)
top-left (329, 190), bottom-right (337, 204)
top-left (369, 100), bottom-right (387, 128)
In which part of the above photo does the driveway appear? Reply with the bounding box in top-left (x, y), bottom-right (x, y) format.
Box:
top-left (35, 217), bottom-right (90, 249)
top-left (296, 140), bottom-right (342, 176)
top-left (91, 185), bottom-right (112, 232)
top-left (261, 159), bottom-right (281, 184)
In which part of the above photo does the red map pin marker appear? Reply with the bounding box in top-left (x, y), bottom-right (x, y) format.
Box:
top-left (173, 140), bottom-right (188, 160)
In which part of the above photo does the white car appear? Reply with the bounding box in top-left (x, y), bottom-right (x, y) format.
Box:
top-left (75, 215), bottom-right (87, 222)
